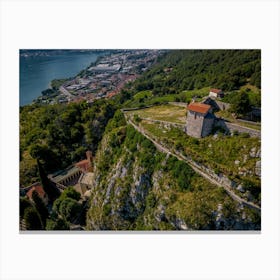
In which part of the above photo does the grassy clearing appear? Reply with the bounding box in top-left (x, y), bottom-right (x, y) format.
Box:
top-left (126, 104), bottom-right (187, 124)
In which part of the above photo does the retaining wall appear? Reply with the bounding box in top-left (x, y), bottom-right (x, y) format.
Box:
top-left (215, 119), bottom-right (261, 138)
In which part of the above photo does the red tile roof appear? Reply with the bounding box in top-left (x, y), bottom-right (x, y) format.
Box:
top-left (106, 92), bottom-right (118, 98)
top-left (210, 88), bottom-right (222, 94)
top-left (75, 159), bottom-right (90, 172)
top-left (26, 185), bottom-right (46, 200)
top-left (187, 103), bottom-right (211, 114)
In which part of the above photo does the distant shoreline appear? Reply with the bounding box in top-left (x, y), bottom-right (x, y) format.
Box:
top-left (20, 50), bottom-right (108, 106)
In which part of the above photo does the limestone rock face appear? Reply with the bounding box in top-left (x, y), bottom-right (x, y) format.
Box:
top-left (237, 184), bottom-right (245, 193)
top-left (86, 120), bottom-right (261, 231)
top-left (255, 160), bottom-right (261, 177)
top-left (250, 147), bottom-right (257, 158)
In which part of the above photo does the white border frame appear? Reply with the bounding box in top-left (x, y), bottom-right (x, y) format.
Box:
top-left (1, 0), bottom-right (280, 279)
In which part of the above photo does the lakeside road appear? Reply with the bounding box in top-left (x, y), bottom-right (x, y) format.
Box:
top-left (20, 51), bottom-right (102, 106)
top-left (59, 86), bottom-right (73, 101)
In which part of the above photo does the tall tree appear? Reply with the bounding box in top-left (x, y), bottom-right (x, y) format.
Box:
top-left (32, 191), bottom-right (49, 227)
top-left (24, 207), bottom-right (42, 230)
top-left (37, 159), bottom-right (60, 202)
top-left (20, 197), bottom-right (33, 218)
top-left (230, 91), bottom-right (251, 116)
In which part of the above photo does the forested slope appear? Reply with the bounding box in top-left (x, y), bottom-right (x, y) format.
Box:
top-left (119, 49), bottom-right (260, 103)
top-left (20, 100), bottom-right (116, 186)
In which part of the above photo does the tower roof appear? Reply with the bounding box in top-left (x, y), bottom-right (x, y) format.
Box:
top-left (187, 103), bottom-right (211, 114)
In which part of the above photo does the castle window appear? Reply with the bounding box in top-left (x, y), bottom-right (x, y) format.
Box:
top-left (194, 113), bottom-right (197, 119)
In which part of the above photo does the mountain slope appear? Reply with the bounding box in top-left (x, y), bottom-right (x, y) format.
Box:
top-left (136, 49), bottom-right (261, 91)
top-left (86, 111), bottom-right (260, 230)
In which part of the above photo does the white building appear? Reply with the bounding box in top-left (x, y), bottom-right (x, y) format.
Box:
top-left (209, 88), bottom-right (224, 98)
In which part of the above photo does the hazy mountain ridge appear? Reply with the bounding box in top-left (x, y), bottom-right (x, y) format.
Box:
top-left (20, 49), bottom-right (108, 57)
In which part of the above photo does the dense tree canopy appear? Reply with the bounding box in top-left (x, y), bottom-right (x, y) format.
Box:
top-left (32, 191), bottom-right (49, 227)
top-left (20, 100), bottom-right (116, 186)
top-left (120, 50), bottom-right (261, 98)
top-left (52, 187), bottom-right (82, 223)
top-left (230, 91), bottom-right (251, 116)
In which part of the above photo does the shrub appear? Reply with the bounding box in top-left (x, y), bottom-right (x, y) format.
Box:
top-left (191, 138), bottom-right (199, 145)
top-left (103, 204), bottom-right (112, 216)
top-left (24, 207), bottom-right (43, 230)
top-left (59, 198), bottom-right (82, 222)
top-left (46, 218), bottom-right (70, 230)
top-left (20, 198), bottom-right (33, 218)
top-left (240, 132), bottom-right (250, 138)
top-left (133, 114), bottom-right (141, 123)
top-left (146, 193), bottom-right (156, 208)
top-left (61, 187), bottom-right (81, 201)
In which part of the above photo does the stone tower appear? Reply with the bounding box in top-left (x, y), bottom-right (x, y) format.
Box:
top-left (186, 102), bottom-right (215, 138)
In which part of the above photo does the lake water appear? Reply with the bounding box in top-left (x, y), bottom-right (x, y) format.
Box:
top-left (20, 51), bottom-right (104, 106)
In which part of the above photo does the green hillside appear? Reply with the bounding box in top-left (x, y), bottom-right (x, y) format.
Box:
top-left (20, 49), bottom-right (261, 230)
top-left (119, 49), bottom-right (261, 107)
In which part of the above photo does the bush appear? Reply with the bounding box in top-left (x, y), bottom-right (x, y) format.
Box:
top-left (191, 138), bottom-right (199, 145)
top-left (58, 198), bottom-right (82, 222)
top-left (230, 91), bottom-right (251, 116)
top-left (103, 204), bottom-right (112, 216)
top-left (133, 114), bottom-right (141, 123)
top-left (24, 207), bottom-right (43, 230)
top-left (166, 156), bottom-right (194, 190)
top-left (46, 218), bottom-right (70, 230)
top-left (20, 197), bottom-right (33, 218)
top-left (240, 132), bottom-right (250, 138)
top-left (60, 187), bottom-right (81, 201)
top-left (146, 193), bottom-right (156, 208)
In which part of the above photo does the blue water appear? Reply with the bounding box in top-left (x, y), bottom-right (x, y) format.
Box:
top-left (20, 51), bottom-right (104, 106)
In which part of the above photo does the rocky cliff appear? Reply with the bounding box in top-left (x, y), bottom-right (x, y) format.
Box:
top-left (86, 111), bottom-right (261, 230)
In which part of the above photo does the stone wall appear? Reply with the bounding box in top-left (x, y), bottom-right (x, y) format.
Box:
top-left (202, 97), bottom-right (230, 111)
top-left (214, 118), bottom-right (261, 138)
top-left (121, 106), bottom-right (153, 112)
top-left (140, 117), bottom-right (185, 131)
top-left (227, 122), bottom-right (260, 138)
top-left (215, 100), bottom-right (231, 111)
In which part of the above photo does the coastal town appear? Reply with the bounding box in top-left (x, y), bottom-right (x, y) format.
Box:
top-left (34, 50), bottom-right (164, 105)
